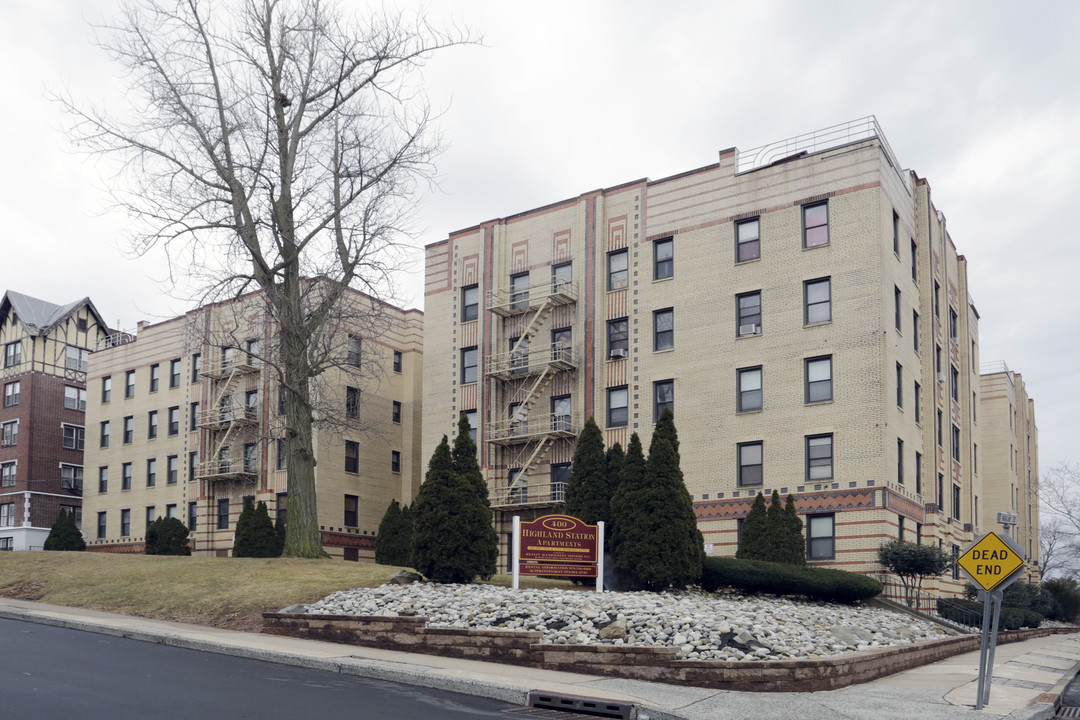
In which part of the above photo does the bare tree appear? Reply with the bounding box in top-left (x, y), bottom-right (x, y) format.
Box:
top-left (1040, 516), bottom-right (1079, 580)
top-left (59, 0), bottom-right (473, 556)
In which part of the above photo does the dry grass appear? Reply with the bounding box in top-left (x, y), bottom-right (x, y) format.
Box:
top-left (0, 553), bottom-right (577, 631)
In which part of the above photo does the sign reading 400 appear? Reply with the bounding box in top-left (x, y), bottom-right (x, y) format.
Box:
top-left (519, 514), bottom-right (598, 565)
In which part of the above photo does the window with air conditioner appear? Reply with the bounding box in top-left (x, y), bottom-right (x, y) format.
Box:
top-left (736, 291), bottom-right (761, 336)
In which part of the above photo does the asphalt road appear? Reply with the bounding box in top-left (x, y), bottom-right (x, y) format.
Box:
top-left (0, 617), bottom-right (519, 720)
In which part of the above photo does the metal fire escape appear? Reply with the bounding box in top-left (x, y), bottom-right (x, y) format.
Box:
top-left (194, 346), bottom-right (261, 481)
top-left (485, 278), bottom-right (577, 508)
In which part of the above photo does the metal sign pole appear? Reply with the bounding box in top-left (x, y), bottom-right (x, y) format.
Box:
top-left (982, 589), bottom-right (1004, 707)
top-left (595, 521), bottom-right (605, 593)
top-left (512, 516), bottom-right (521, 590)
top-left (975, 589), bottom-right (992, 710)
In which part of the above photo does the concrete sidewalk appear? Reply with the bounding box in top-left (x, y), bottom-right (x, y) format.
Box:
top-left (1, 598), bottom-right (1076, 720)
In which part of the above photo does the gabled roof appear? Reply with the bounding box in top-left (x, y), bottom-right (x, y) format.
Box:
top-left (0, 290), bottom-right (110, 338)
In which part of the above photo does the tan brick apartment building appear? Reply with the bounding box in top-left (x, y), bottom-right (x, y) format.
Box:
top-left (82, 288), bottom-right (423, 559)
top-left (0, 291), bottom-right (113, 550)
top-left (422, 117), bottom-right (1039, 593)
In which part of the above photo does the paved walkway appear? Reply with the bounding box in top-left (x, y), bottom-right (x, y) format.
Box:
top-left (0, 598), bottom-right (1076, 720)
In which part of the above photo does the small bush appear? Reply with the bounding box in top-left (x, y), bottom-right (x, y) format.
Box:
top-left (43, 510), bottom-right (85, 551)
top-left (144, 517), bottom-right (191, 555)
top-left (937, 597), bottom-right (1042, 629)
top-left (1044, 578), bottom-right (1080, 622)
top-left (233, 499), bottom-right (279, 558)
top-left (700, 557), bottom-right (882, 604)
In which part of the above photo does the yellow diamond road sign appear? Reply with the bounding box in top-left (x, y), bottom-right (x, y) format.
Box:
top-left (957, 532), bottom-right (1025, 591)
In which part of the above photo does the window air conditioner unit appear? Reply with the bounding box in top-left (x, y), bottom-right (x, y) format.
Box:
top-left (738, 324), bottom-right (759, 336)
top-left (937, 372), bottom-right (947, 383)
top-left (609, 348), bottom-right (628, 359)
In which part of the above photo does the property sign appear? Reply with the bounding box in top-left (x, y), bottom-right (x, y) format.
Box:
top-left (518, 563), bottom-right (597, 578)
top-left (519, 514), bottom-right (598, 564)
top-left (957, 531), bottom-right (1025, 592)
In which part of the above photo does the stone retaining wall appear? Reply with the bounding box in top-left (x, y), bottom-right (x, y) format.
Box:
top-left (260, 612), bottom-right (1076, 692)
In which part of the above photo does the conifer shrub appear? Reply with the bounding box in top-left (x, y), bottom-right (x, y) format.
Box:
top-left (1044, 578), bottom-right (1080, 622)
top-left (779, 494), bottom-right (807, 565)
top-left (701, 557), bottom-right (883, 604)
top-left (233, 498), bottom-right (279, 557)
top-left (411, 436), bottom-right (498, 583)
top-left (43, 510), bottom-right (85, 551)
top-left (375, 499), bottom-right (413, 566)
top-left (735, 492), bottom-right (768, 560)
top-left (452, 412), bottom-right (489, 506)
top-left (144, 516), bottom-right (191, 555)
top-left (564, 418), bottom-right (611, 530)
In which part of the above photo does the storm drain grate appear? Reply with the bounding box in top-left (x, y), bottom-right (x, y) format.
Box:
top-left (527, 691), bottom-right (634, 719)
top-left (1057, 706), bottom-right (1080, 718)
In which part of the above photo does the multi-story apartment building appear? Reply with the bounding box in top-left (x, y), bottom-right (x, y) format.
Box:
top-left (979, 362), bottom-right (1040, 581)
top-left (423, 117), bottom-right (1035, 594)
top-left (83, 288), bottom-right (423, 559)
top-left (0, 290), bottom-right (113, 550)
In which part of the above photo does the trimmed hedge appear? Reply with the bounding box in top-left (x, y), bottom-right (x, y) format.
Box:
top-left (937, 597), bottom-right (1043, 629)
top-left (701, 557), bottom-right (882, 604)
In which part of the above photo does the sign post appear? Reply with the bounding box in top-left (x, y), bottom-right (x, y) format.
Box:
top-left (512, 514), bottom-right (604, 592)
top-left (956, 530), bottom-right (1026, 709)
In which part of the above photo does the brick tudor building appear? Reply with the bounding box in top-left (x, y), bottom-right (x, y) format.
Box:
top-left (0, 291), bottom-right (113, 550)
top-left (421, 117), bottom-right (1040, 594)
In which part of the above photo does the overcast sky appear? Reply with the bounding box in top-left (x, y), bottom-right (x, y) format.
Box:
top-left (2, 0), bottom-right (1077, 488)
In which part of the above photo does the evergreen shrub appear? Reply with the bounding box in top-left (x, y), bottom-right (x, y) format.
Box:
top-left (1044, 578), bottom-right (1080, 622)
top-left (700, 557), bottom-right (882, 604)
top-left (144, 516), bottom-right (191, 555)
top-left (43, 510), bottom-right (85, 551)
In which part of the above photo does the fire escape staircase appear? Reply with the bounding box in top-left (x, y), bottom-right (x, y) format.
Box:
top-left (195, 355), bottom-right (259, 481)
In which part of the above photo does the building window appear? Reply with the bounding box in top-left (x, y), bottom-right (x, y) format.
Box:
top-left (62, 424), bottom-right (85, 451)
top-left (914, 382), bottom-right (921, 423)
top-left (552, 326), bottom-right (571, 358)
top-left (60, 465), bottom-right (83, 492)
top-left (0, 503), bottom-right (13, 527)
top-left (147, 410), bottom-right (158, 439)
top-left (170, 358), bottom-right (181, 387)
top-left (552, 262), bottom-right (572, 292)
top-left (736, 367), bottom-right (762, 412)
top-left (275, 439), bottom-right (286, 471)
top-left (190, 402), bottom-right (200, 431)
top-left (912, 311), bottom-right (920, 352)
top-left (654, 237), bottom-right (674, 279)
top-left (736, 218), bottom-right (760, 262)
top-left (894, 287), bottom-right (902, 332)
top-left (120, 509), bottom-right (131, 536)
top-left (97, 511), bottom-right (107, 539)
top-left (551, 395), bottom-right (571, 432)
top-left (188, 502), bottom-right (198, 531)
top-left (168, 407), bottom-right (180, 435)
top-left (345, 440), bottom-right (359, 473)
top-left (807, 434), bottom-right (833, 481)
top-left (911, 240), bottom-right (918, 282)
top-left (1, 420), bottom-right (18, 447)
top-left (149, 364), bottom-right (160, 392)
top-left (606, 386), bottom-right (628, 427)
top-left (950, 366), bottom-right (960, 402)
top-left (167, 455), bottom-right (178, 485)
top-left (896, 363), bottom-right (903, 408)
top-left (191, 353), bottom-right (201, 383)
top-left (344, 495), bottom-right (359, 527)
top-left (892, 211), bottom-right (900, 255)
top-left (461, 346), bottom-right (478, 384)
top-left (507, 271), bottom-right (530, 311)
top-left (146, 506), bottom-right (156, 529)
top-left (101, 376), bottom-right (112, 403)
top-left (897, 438), bottom-right (904, 484)
top-left (392, 400), bottom-right (402, 423)
top-left (508, 336), bottom-right (528, 375)
top-left (1, 462), bottom-right (16, 487)
top-left (738, 442), bottom-right (763, 486)
top-left (653, 380), bottom-right (674, 421)
top-left (805, 356), bottom-right (833, 403)
top-left (3, 381), bottom-right (19, 407)
top-left (915, 452), bottom-right (923, 494)
top-left (243, 443), bottom-right (257, 473)
top-left (949, 308), bottom-right (958, 342)
top-left (122, 462), bottom-right (132, 490)
top-left (146, 458), bottom-right (157, 487)
top-left (245, 339), bottom-right (260, 367)
top-left (507, 468), bottom-right (524, 504)
top-left (221, 346), bottom-right (236, 371)
top-left (804, 278), bottom-right (831, 325)
top-left (607, 318), bottom-right (628, 359)
top-left (64, 386), bottom-right (87, 411)
top-left (346, 387), bottom-right (360, 419)
top-left (166, 504), bottom-right (177, 520)
top-left (736, 291), bottom-right (762, 336)
top-left (607, 249), bottom-right (628, 291)
top-left (952, 425), bottom-right (961, 461)
top-left (277, 387), bottom-right (287, 415)
top-left (347, 335), bottom-right (362, 367)
top-left (217, 499), bottom-right (229, 530)
top-left (391, 450), bottom-right (401, 473)
top-left (803, 202), bottom-right (829, 248)
top-left (189, 452), bottom-right (198, 482)
top-left (65, 346), bottom-right (89, 373)
top-left (508, 402), bottom-right (526, 436)
top-left (551, 463), bottom-right (571, 499)
top-left (463, 409), bottom-right (477, 443)
top-left (807, 514), bottom-right (835, 559)
top-left (393, 350), bottom-right (403, 373)
top-left (936, 410), bottom-right (943, 446)
top-left (653, 308), bottom-right (674, 351)
top-left (125, 370), bottom-right (136, 398)
top-left (4, 341), bottom-right (21, 368)
top-left (952, 485), bottom-right (961, 521)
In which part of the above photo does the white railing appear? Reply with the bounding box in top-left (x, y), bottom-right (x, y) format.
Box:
top-left (736, 116), bottom-right (903, 178)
